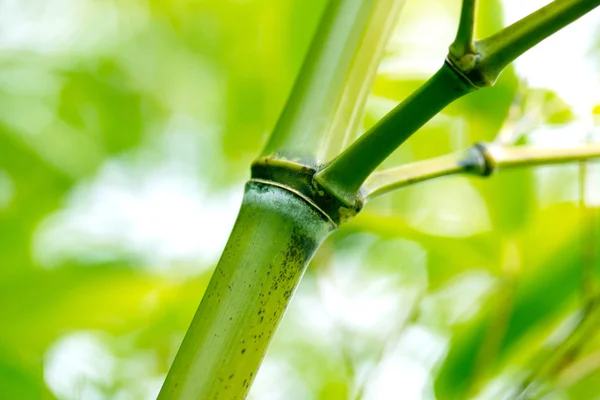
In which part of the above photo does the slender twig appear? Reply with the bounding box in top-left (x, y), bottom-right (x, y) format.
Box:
top-left (362, 150), bottom-right (477, 199)
top-left (363, 143), bottom-right (600, 200)
top-left (449, 0), bottom-right (477, 69)
top-left (513, 303), bottom-right (600, 399)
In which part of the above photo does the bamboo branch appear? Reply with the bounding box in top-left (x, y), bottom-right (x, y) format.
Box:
top-left (314, 0), bottom-right (600, 205)
top-left (363, 143), bottom-right (600, 200)
top-left (362, 150), bottom-right (478, 199)
top-left (314, 64), bottom-right (476, 205)
top-left (474, 0), bottom-right (600, 87)
top-left (449, 0), bottom-right (477, 61)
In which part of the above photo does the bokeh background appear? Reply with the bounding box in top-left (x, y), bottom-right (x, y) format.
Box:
top-left (2, 0), bottom-right (600, 398)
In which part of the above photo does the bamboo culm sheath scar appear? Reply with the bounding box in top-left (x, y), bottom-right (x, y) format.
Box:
top-left (158, 182), bottom-right (334, 399)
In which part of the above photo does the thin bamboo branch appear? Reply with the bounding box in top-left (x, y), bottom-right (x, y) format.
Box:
top-left (362, 150), bottom-right (476, 199)
top-left (449, 0), bottom-right (477, 58)
top-left (488, 144), bottom-right (600, 170)
top-left (363, 143), bottom-right (600, 200)
top-left (315, 64), bottom-right (475, 205)
top-left (315, 0), bottom-right (600, 202)
top-left (475, 0), bottom-right (600, 86)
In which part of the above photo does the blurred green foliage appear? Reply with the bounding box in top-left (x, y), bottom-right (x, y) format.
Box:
top-left (1, 0), bottom-right (600, 399)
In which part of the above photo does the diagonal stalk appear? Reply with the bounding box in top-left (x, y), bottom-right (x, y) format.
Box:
top-left (261, 0), bottom-right (404, 166)
top-left (320, 0), bottom-right (406, 161)
top-left (475, 0), bottom-right (600, 87)
top-left (158, 182), bottom-right (334, 399)
top-left (160, 1), bottom-right (406, 398)
top-left (314, 64), bottom-right (476, 204)
top-left (363, 142), bottom-right (600, 199)
top-left (315, 0), bottom-right (600, 204)
top-left (450, 0), bottom-right (477, 57)
top-left (160, 1), bottom-right (600, 398)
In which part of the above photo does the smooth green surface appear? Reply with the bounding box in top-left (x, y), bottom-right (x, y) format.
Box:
top-left (315, 63), bottom-right (475, 201)
top-left (449, 0), bottom-right (476, 57)
top-left (159, 182), bottom-right (333, 399)
top-left (476, 0), bottom-right (600, 86)
top-left (262, 0), bottom-right (405, 166)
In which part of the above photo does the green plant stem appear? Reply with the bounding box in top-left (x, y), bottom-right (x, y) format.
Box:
top-left (314, 63), bottom-right (475, 204)
top-left (515, 163), bottom-right (599, 398)
top-left (473, 0), bottom-right (600, 86)
top-left (450, 0), bottom-right (477, 56)
top-left (363, 143), bottom-right (600, 199)
top-left (261, 0), bottom-right (403, 166)
top-left (320, 0), bottom-right (406, 162)
top-left (159, 182), bottom-right (333, 399)
top-left (363, 151), bottom-right (476, 199)
top-left (316, 0), bottom-right (600, 204)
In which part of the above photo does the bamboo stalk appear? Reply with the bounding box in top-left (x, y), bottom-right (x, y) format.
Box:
top-left (315, 0), bottom-right (600, 202)
top-left (160, 1), bottom-right (406, 397)
top-left (261, 0), bottom-right (403, 166)
top-left (476, 0), bottom-right (600, 87)
top-left (158, 182), bottom-right (334, 399)
top-left (160, 1), bottom-right (600, 398)
top-left (314, 64), bottom-right (476, 204)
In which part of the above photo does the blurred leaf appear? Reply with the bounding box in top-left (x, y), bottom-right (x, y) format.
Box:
top-left (563, 356), bottom-right (600, 398)
top-left (58, 60), bottom-right (144, 154)
top-left (434, 203), bottom-right (586, 399)
top-left (0, 126), bottom-right (72, 279)
top-left (345, 211), bottom-right (497, 288)
top-left (0, 351), bottom-right (53, 400)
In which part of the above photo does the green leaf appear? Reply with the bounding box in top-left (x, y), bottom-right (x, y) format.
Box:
top-left (434, 203), bottom-right (586, 399)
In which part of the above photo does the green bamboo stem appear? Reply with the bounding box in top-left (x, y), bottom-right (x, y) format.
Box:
top-left (314, 63), bottom-right (476, 205)
top-left (488, 144), bottom-right (600, 170)
top-left (261, 0), bottom-right (403, 166)
top-left (449, 0), bottom-right (476, 57)
top-left (158, 182), bottom-right (334, 399)
top-left (159, 1), bottom-right (600, 398)
top-left (319, 0), bottom-right (406, 162)
top-left (474, 0), bottom-right (600, 87)
top-left (363, 143), bottom-right (600, 199)
top-left (362, 150), bottom-right (477, 199)
top-left (315, 0), bottom-right (600, 203)
top-left (160, 2), bottom-right (407, 398)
